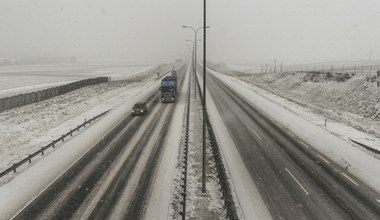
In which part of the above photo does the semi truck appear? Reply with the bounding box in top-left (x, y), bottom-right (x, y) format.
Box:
top-left (160, 75), bottom-right (177, 103)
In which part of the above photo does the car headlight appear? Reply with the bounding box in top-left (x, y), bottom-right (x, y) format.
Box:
top-left (141, 110), bottom-right (144, 112)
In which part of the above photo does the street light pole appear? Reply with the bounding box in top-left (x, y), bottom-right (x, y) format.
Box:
top-left (182, 22), bottom-right (209, 193)
top-left (202, 0), bottom-right (207, 194)
top-left (185, 40), bottom-right (195, 81)
top-left (182, 26), bottom-right (210, 99)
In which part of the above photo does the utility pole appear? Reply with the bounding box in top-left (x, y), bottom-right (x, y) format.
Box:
top-left (280, 62), bottom-right (283, 73)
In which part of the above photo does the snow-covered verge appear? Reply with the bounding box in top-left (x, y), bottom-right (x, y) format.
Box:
top-left (208, 68), bottom-right (380, 195)
top-left (221, 68), bottom-right (380, 140)
top-left (0, 63), bottom-right (177, 186)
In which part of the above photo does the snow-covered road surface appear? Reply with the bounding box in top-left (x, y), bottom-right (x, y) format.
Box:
top-left (0, 63), bottom-right (182, 219)
top-left (196, 68), bottom-right (270, 219)
top-left (0, 63), bottom-right (175, 186)
top-left (210, 69), bottom-right (380, 194)
top-left (1, 61), bottom-right (379, 219)
top-left (206, 72), bottom-right (380, 218)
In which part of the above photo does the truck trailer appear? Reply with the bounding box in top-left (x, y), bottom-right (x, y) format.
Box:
top-left (160, 75), bottom-right (177, 103)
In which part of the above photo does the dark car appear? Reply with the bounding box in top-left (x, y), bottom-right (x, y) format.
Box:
top-left (132, 102), bottom-right (147, 116)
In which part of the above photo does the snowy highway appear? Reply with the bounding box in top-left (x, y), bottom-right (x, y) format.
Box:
top-left (3, 1), bottom-right (380, 219)
top-left (5, 65), bottom-right (187, 220)
top-left (206, 71), bottom-right (380, 219)
top-left (0, 62), bottom-right (379, 219)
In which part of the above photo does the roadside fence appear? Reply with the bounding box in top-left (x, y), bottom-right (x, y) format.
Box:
top-left (0, 77), bottom-right (108, 113)
top-left (0, 109), bottom-right (110, 179)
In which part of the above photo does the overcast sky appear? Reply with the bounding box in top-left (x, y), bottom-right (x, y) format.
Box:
top-left (1, 0), bottom-right (380, 64)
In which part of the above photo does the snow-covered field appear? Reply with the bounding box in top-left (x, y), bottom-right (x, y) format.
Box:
top-left (0, 63), bottom-right (154, 97)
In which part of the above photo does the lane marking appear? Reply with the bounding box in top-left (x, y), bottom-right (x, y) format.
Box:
top-left (300, 141), bottom-right (310, 149)
top-left (317, 154), bottom-right (330, 164)
top-left (285, 168), bottom-right (310, 195)
top-left (341, 173), bottom-right (359, 186)
top-left (251, 129), bottom-right (262, 141)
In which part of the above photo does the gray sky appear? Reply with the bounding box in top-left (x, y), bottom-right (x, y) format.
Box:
top-left (1, 0), bottom-right (380, 64)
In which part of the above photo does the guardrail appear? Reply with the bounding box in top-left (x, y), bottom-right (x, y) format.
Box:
top-left (178, 69), bottom-right (191, 220)
top-left (195, 69), bottom-right (239, 220)
top-left (349, 138), bottom-right (380, 154)
top-left (205, 113), bottom-right (239, 219)
top-left (0, 109), bottom-right (110, 179)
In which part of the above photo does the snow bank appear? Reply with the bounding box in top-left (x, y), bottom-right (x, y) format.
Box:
top-left (225, 70), bottom-right (380, 137)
